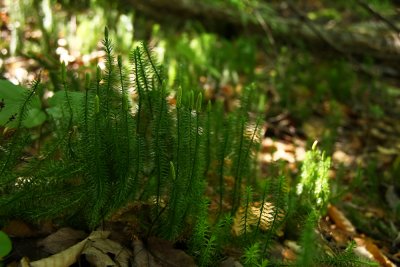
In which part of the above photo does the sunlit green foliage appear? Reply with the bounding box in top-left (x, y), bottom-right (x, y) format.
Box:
top-left (296, 141), bottom-right (331, 214)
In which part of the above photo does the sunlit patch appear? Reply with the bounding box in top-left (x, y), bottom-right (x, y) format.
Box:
top-left (244, 122), bottom-right (262, 144)
top-left (260, 137), bottom-right (306, 164)
top-left (57, 38), bottom-right (67, 47)
top-left (43, 90), bottom-right (54, 100)
top-left (97, 61), bottom-right (106, 70)
top-left (232, 201), bottom-right (285, 236)
top-left (10, 68), bottom-right (27, 84)
top-left (153, 45), bottom-right (165, 62)
top-left (15, 176), bottom-right (33, 187)
top-left (332, 150), bottom-right (353, 166)
top-left (56, 47), bottom-right (75, 65)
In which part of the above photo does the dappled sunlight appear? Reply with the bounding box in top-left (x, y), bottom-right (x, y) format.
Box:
top-left (0, 0), bottom-right (399, 266)
top-left (260, 137), bottom-right (306, 164)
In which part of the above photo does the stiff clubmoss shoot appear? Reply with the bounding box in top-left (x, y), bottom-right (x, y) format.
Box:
top-left (0, 28), bottom-right (376, 267)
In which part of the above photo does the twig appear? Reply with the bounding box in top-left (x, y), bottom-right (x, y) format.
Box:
top-left (286, 0), bottom-right (378, 79)
top-left (356, 0), bottom-right (400, 34)
top-left (254, 10), bottom-right (275, 46)
top-left (286, 1), bottom-right (344, 54)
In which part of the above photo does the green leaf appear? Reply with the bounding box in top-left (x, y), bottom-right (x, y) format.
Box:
top-left (0, 231), bottom-right (12, 259)
top-left (0, 79), bottom-right (46, 128)
top-left (0, 80), bottom-right (25, 126)
top-left (24, 108), bottom-right (47, 128)
top-left (47, 90), bottom-right (84, 119)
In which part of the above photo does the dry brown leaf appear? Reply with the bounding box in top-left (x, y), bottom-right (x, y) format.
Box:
top-left (260, 138), bottom-right (299, 163)
top-left (220, 257), bottom-right (243, 267)
top-left (329, 226), bottom-right (349, 246)
top-left (147, 237), bottom-right (197, 267)
top-left (132, 239), bottom-right (160, 267)
top-left (20, 257), bottom-right (30, 267)
top-left (83, 237), bottom-right (132, 267)
top-left (284, 240), bottom-right (301, 253)
top-left (282, 240), bottom-right (300, 261)
top-left (83, 246), bottom-right (117, 267)
top-left (27, 231), bottom-right (109, 267)
top-left (332, 150), bottom-right (353, 166)
top-left (319, 217), bottom-right (349, 247)
top-left (2, 220), bottom-right (35, 238)
top-left (354, 237), bottom-right (397, 267)
top-left (281, 247), bottom-right (297, 261)
top-left (30, 236), bottom-right (87, 267)
top-left (37, 227), bottom-right (87, 254)
top-left (353, 243), bottom-right (375, 261)
top-left (327, 204), bottom-right (356, 235)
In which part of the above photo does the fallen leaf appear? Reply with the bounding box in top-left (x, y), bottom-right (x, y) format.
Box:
top-left (83, 237), bottom-right (132, 267)
top-left (132, 239), bottom-right (160, 267)
top-left (147, 237), bottom-right (197, 267)
top-left (319, 217), bottom-right (350, 247)
top-left (328, 226), bottom-right (349, 246)
top-left (281, 247), bottom-right (297, 261)
top-left (354, 237), bottom-right (397, 267)
top-left (83, 246), bottom-right (117, 267)
top-left (20, 257), bottom-right (30, 267)
top-left (281, 240), bottom-right (299, 261)
top-left (28, 231), bottom-right (109, 267)
top-left (353, 243), bottom-right (373, 260)
top-left (327, 204), bottom-right (356, 235)
top-left (332, 150), bottom-right (353, 166)
top-left (284, 240), bottom-right (301, 253)
top-left (2, 220), bottom-right (35, 238)
top-left (220, 257), bottom-right (243, 267)
top-left (37, 227), bottom-right (87, 254)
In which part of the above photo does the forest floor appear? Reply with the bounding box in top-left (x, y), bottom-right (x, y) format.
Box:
top-left (2, 54), bottom-right (399, 266)
top-left (1, 2), bottom-right (400, 266)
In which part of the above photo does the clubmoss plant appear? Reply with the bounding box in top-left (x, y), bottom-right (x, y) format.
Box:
top-left (0, 28), bottom-right (377, 266)
top-left (296, 141), bottom-right (331, 215)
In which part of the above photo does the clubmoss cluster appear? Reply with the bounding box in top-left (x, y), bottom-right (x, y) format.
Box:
top-left (0, 28), bottom-right (376, 266)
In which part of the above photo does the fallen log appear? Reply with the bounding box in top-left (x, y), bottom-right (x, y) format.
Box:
top-left (117, 0), bottom-right (400, 64)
